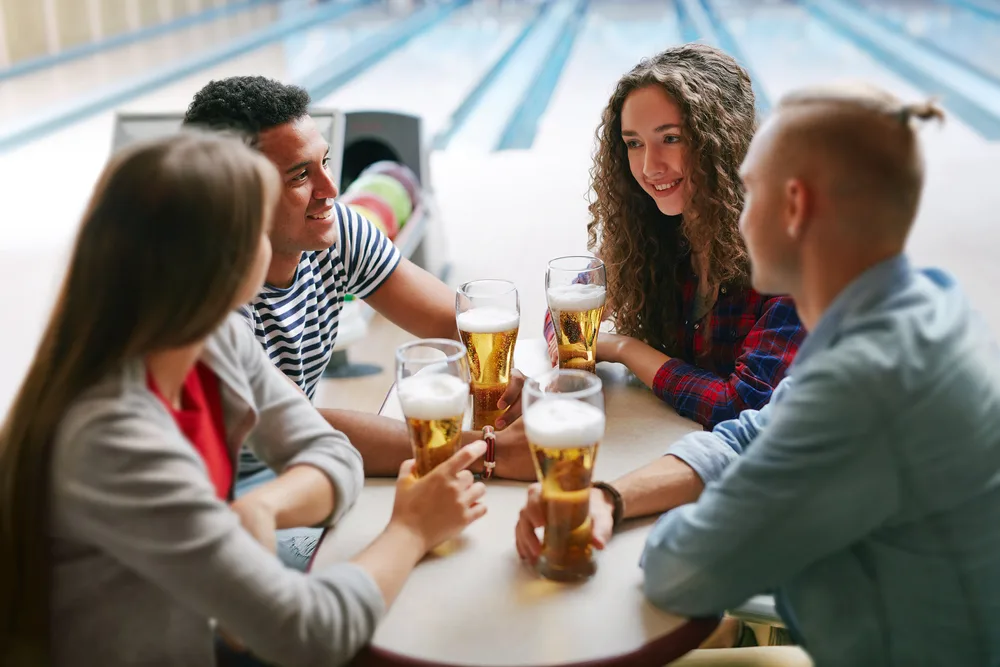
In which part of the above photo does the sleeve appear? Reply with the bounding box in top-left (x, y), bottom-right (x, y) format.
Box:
top-left (652, 296), bottom-right (805, 428)
top-left (236, 304), bottom-right (258, 335)
top-left (640, 360), bottom-right (899, 618)
top-left (336, 202), bottom-right (401, 299)
top-left (663, 377), bottom-right (791, 485)
top-left (53, 414), bottom-right (385, 667)
top-left (227, 314), bottom-right (365, 525)
top-left (543, 308), bottom-right (557, 362)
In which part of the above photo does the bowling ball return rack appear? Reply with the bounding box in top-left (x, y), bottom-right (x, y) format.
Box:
top-left (320, 109), bottom-right (449, 379)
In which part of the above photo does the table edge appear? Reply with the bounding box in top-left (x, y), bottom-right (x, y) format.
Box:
top-left (348, 615), bottom-right (720, 667)
top-left (310, 526), bottom-right (719, 667)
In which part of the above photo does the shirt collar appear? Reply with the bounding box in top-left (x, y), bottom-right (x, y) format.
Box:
top-left (791, 253), bottom-right (912, 371)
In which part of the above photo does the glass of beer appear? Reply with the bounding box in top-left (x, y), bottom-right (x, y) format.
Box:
top-left (522, 369), bottom-right (606, 582)
top-left (545, 256), bottom-right (607, 373)
top-left (456, 279), bottom-right (520, 430)
top-left (395, 339), bottom-right (471, 478)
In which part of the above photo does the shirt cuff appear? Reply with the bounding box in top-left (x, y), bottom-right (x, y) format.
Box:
top-left (653, 357), bottom-right (701, 401)
top-left (287, 449), bottom-right (364, 527)
top-left (664, 431), bottom-right (739, 486)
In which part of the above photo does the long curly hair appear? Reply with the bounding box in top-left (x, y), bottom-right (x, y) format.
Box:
top-left (588, 44), bottom-right (757, 355)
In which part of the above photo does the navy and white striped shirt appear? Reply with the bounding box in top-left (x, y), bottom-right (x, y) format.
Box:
top-left (238, 202), bottom-right (400, 475)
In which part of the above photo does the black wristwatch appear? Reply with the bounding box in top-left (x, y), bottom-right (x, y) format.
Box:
top-left (592, 481), bottom-right (624, 530)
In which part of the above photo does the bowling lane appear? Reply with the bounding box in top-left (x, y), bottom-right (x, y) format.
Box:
top-left (532, 0), bottom-right (683, 155)
top-left (705, 0), bottom-right (982, 145)
top-left (314, 2), bottom-right (538, 140)
top-left (0, 2), bottom-right (413, 252)
top-left (121, 2), bottom-right (407, 113)
top-left (0, 0), bottom-right (290, 127)
top-left (850, 0), bottom-right (1000, 81)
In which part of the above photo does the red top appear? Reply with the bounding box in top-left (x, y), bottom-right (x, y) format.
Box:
top-left (148, 362), bottom-right (233, 500)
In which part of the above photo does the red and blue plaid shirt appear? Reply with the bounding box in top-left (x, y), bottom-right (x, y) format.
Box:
top-left (544, 271), bottom-right (804, 429)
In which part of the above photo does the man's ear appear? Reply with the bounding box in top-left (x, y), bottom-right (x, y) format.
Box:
top-left (784, 177), bottom-right (811, 240)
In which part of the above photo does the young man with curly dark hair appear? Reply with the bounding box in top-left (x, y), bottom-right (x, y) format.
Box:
top-left (183, 76), bottom-right (533, 570)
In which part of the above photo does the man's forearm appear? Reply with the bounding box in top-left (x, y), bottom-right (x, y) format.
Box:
top-left (318, 408), bottom-right (413, 477)
top-left (317, 408), bottom-right (502, 478)
top-left (613, 455), bottom-right (705, 520)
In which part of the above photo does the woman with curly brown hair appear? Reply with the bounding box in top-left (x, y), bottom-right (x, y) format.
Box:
top-left (544, 43), bottom-right (804, 430)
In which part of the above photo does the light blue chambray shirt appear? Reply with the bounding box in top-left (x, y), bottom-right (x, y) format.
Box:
top-left (641, 255), bottom-right (1000, 666)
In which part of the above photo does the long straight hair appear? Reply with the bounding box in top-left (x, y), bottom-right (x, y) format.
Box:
top-left (0, 131), bottom-right (280, 663)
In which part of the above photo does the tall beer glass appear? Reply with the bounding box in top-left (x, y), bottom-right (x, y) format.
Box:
top-left (456, 279), bottom-right (520, 430)
top-left (395, 339), bottom-right (471, 478)
top-left (546, 256), bottom-right (607, 373)
top-left (522, 369), bottom-right (605, 582)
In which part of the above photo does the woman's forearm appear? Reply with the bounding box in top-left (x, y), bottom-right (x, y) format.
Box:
top-left (240, 464), bottom-right (336, 529)
top-left (350, 523), bottom-right (426, 608)
top-left (615, 336), bottom-right (672, 388)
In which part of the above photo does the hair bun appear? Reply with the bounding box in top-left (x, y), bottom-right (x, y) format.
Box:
top-left (898, 100), bottom-right (945, 124)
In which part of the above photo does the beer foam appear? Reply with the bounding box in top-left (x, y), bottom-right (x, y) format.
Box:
top-left (524, 398), bottom-right (605, 448)
top-left (546, 283), bottom-right (606, 312)
top-left (457, 306), bottom-right (520, 334)
top-left (397, 373), bottom-right (469, 420)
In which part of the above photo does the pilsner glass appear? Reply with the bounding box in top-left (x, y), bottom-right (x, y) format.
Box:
top-left (522, 369), bottom-right (606, 582)
top-left (456, 279), bottom-right (520, 430)
top-left (545, 256), bottom-right (607, 373)
top-left (395, 339), bottom-right (471, 477)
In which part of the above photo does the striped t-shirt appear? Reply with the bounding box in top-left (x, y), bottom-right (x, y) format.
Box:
top-left (238, 202), bottom-right (400, 475)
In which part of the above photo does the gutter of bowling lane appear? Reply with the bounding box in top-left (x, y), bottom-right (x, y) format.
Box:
top-left (494, 0), bottom-right (590, 151)
top-left (837, 0), bottom-right (1000, 91)
top-left (0, 0), bottom-right (374, 154)
top-left (801, 0), bottom-right (1000, 140)
top-left (935, 0), bottom-right (1000, 22)
top-left (674, 0), bottom-right (771, 116)
top-left (696, 0), bottom-right (771, 115)
top-left (432, 0), bottom-right (556, 151)
top-left (298, 0), bottom-right (473, 102)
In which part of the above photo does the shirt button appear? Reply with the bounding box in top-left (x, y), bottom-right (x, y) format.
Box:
top-left (721, 287), bottom-right (727, 294)
top-left (694, 323), bottom-right (700, 330)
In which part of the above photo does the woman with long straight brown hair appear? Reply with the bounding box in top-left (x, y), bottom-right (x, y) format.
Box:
top-left (0, 132), bottom-right (487, 667)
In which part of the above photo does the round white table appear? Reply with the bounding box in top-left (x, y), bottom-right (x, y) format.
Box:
top-left (311, 339), bottom-right (718, 667)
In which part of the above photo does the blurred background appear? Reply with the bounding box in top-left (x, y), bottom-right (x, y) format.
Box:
top-left (1, 0), bottom-right (999, 417)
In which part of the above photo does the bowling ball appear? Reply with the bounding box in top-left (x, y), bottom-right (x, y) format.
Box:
top-left (348, 173), bottom-right (413, 228)
top-left (362, 160), bottom-right (420, 209)
top-left (340, 190), bottom-right (399, 240)
top-left (346, 204), bottom-right (389, 238)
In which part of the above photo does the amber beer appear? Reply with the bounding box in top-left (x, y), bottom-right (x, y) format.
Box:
top-left (457, 306), bottom-right (519, 429)
top-left (397, 373), bottom-right (469, 477)
top-left (525, 397), bottom-right (606, 581)
top-left (547, 284), bottom-right (607, 373)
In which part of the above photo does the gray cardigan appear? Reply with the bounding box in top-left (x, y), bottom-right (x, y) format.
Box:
top-left (49, 313), bottom-right (384, 666)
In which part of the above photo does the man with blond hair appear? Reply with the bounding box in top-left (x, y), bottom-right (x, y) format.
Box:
top-left (633, 85), bottom-right (1000, 664)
